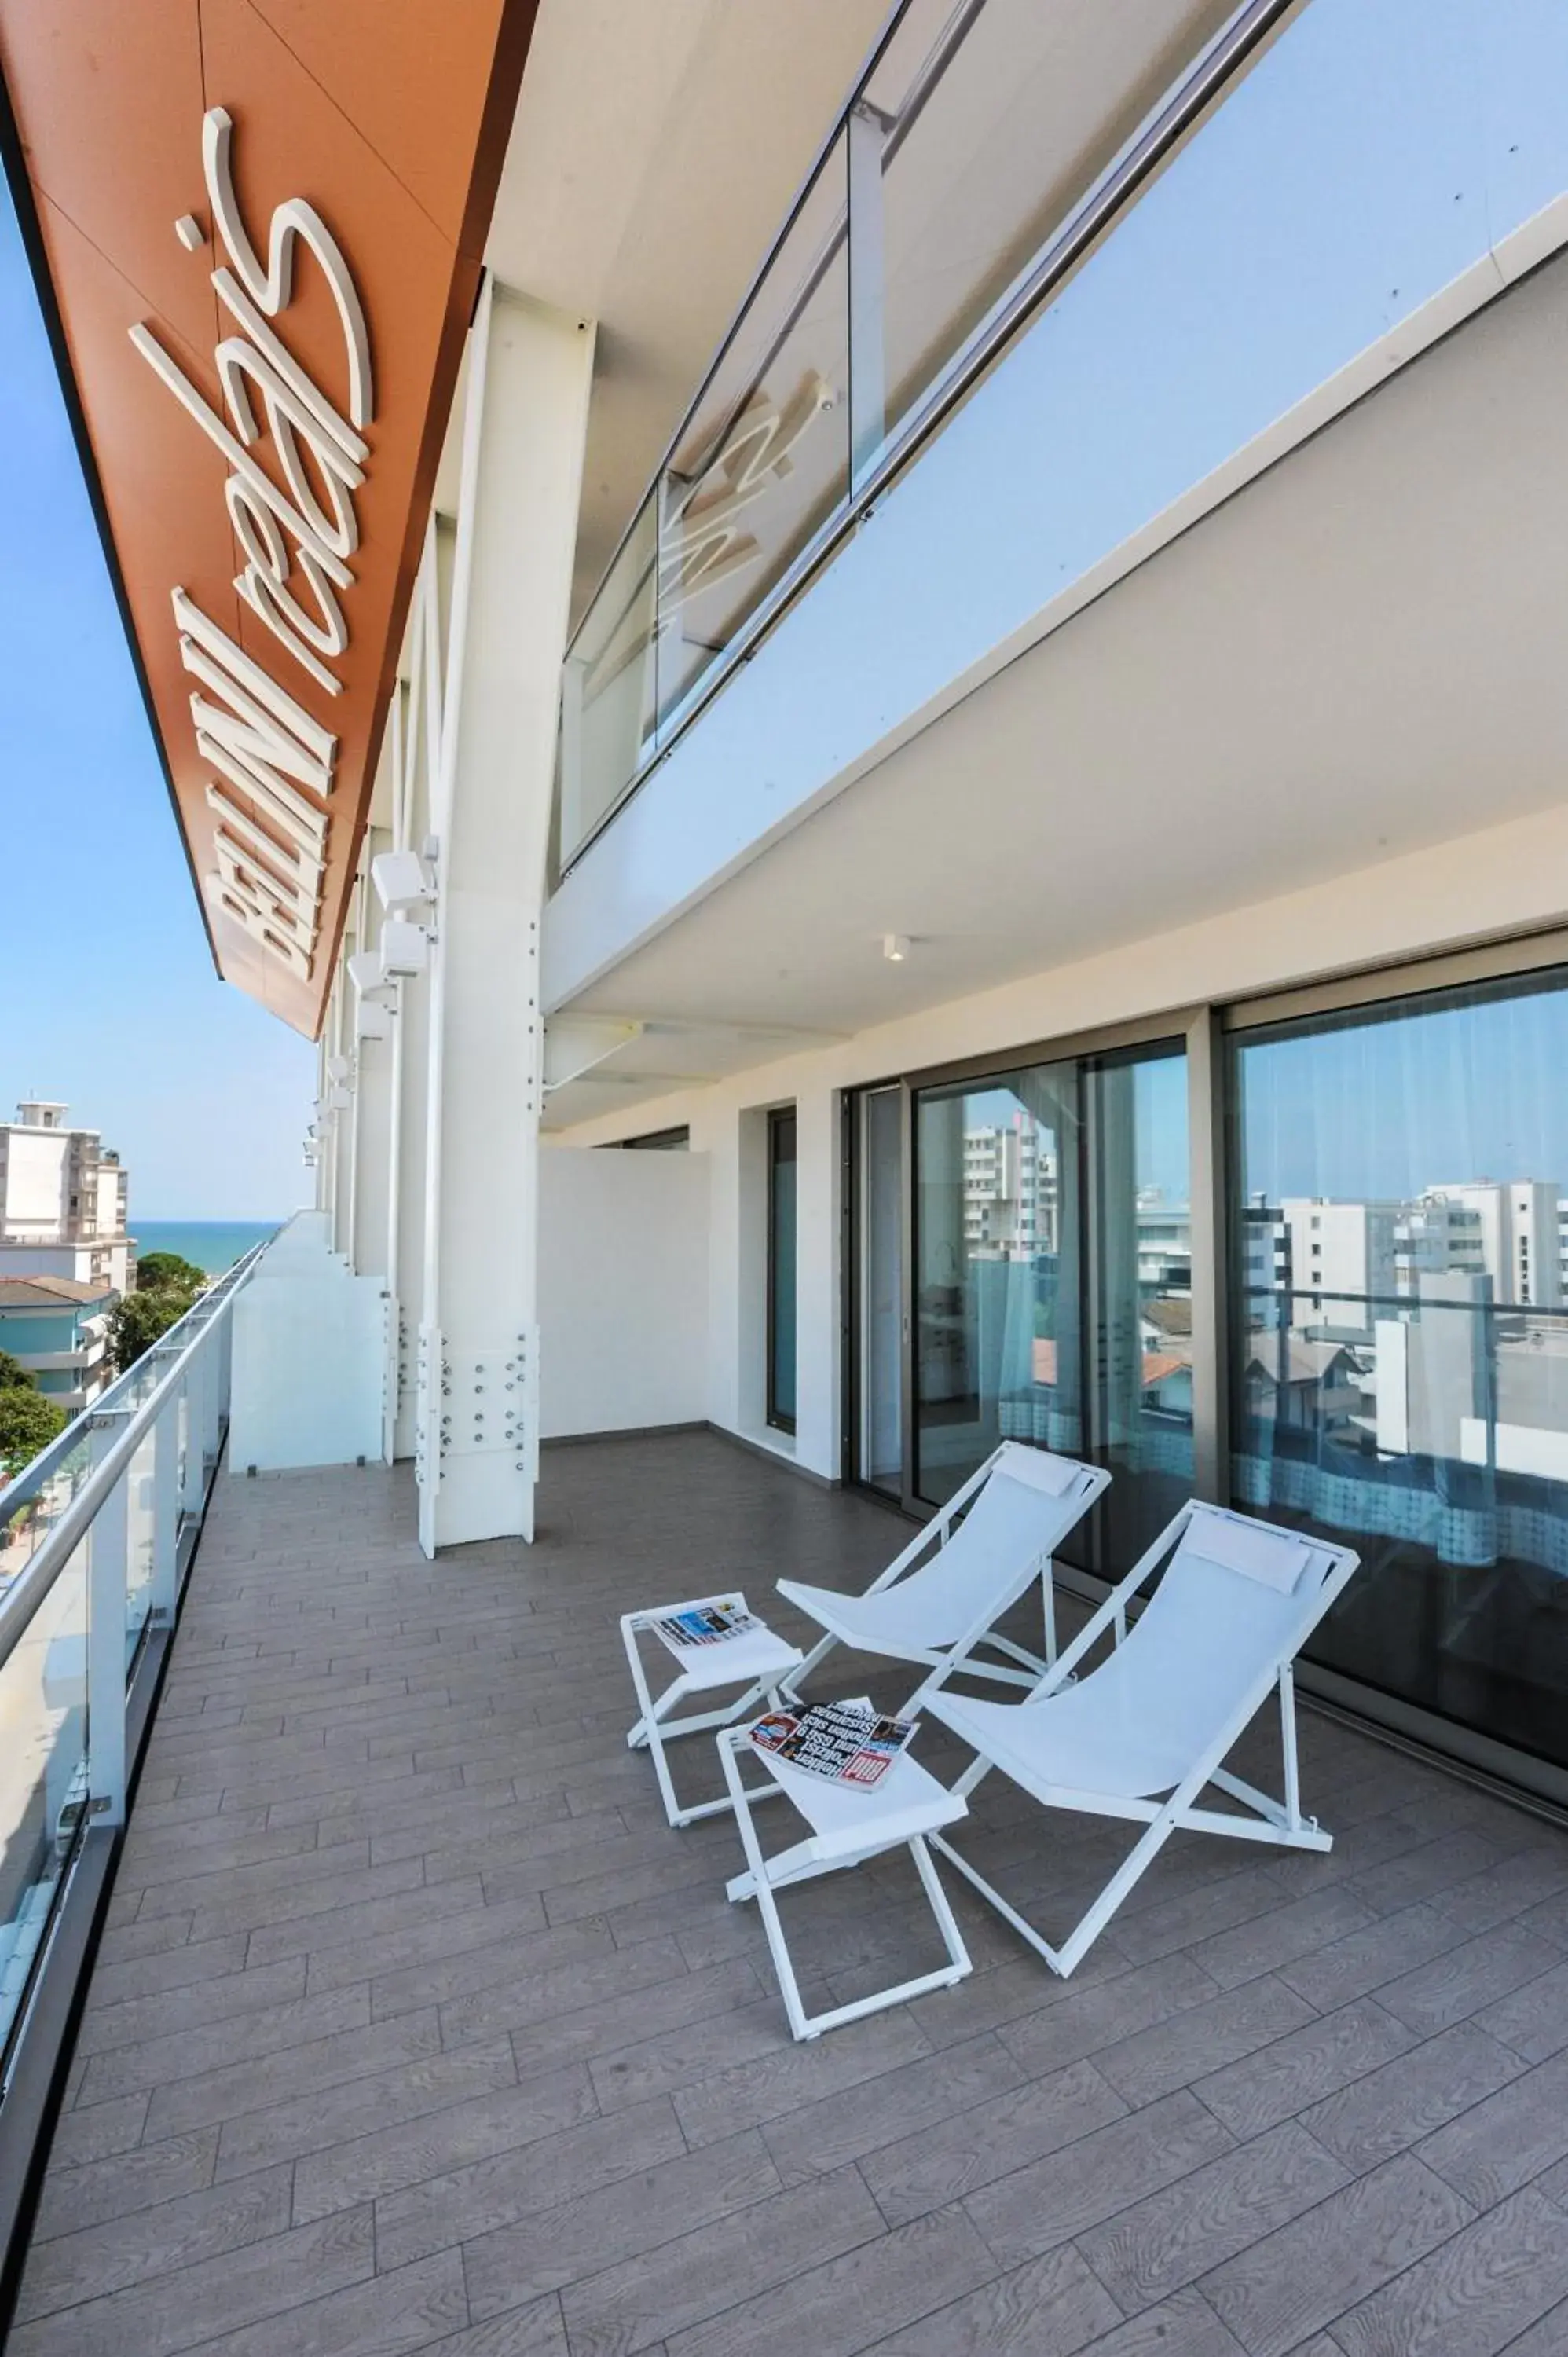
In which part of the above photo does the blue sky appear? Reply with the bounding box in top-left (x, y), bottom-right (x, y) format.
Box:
top-left (1, 181), bottom-right (314, 1221)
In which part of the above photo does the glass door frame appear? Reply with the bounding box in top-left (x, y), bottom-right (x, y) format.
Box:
top-left (843, 1003), bottom-right (1228, 1521)
top-left (766, 1105), bottom-right (798, 1435)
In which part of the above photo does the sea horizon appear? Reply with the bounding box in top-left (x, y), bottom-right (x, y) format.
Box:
top-left (131, 1219), bottom-right (284, 1275)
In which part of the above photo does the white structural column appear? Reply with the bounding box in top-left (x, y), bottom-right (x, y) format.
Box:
top-left (417, 280), bottom-right (594, 1552)
top-left (350, 841), bottom-right (394, 1288)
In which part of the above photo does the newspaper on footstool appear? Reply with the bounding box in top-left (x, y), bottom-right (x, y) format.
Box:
top-left (749, 1697), bottom-right (917, 1790)
top-left (651, 1599), bottom-right (763, 1657)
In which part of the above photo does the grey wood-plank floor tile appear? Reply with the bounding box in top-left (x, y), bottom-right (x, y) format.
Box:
top-left (31, 2128), bottom-right (222, 2243)
top-left (662, 2204), bottom-right (997, 2357)
top-left (559, 2163), bottom-right (886, 2356)
top-left (1301, 2019), bottom-right (1529, 2176)
top-left (1374, 1922), bottom-right (1566, 2038)
top-left (462, 2129), bottom-right (784, 2318)
top-left (1075, 2121), bottom-right (1348, 2314)
top-left (5, 2206), bottom-right (376, 2357)
top-left (965, 2088), bottom-right (1236, 2268)
top-left (214, 2036), bottom-right (518, 2182)
top-left (291, 2061), bottom-right (597, 2223)
top-left (1093, 1975), bottom-right (1318, 2110)
top-left (1331, 2182), bottom-right (1568, 2356)
top-left (859, 2240), bottom-right (1122, 2355)
top-left (1472, 1956), bottom-right (1568, 2065)
top-left (159, 2248), bottom-right (468, 2357)
top-left (1198, 2154), bottom-right (1474, 2357)
top-left (1416, 2048), bottom-right (1568, 2209)
top-left (20, 1449), bottom-right (1568, 2357)
top-left (16, 2165), bottom-right (294, 2322)
top-left (375, 2095), bottom-right (687, 2271)
top-left (411, 2293), bottom-right (570, 2355)
top-left (1190, 1995), bottom-right (1414, 2140)
top-left (859, 2055), bottom-right (1127, 2227)
top-left (761, 2030), bottom-right (1025, 2187)
top-left (1070, 2286), bottom-right (1248, 2355)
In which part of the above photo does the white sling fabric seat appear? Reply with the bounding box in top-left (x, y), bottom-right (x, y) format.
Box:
top-left (778, 1442), bottom-right (1109, 1715)
top-left (926, 1501), bottom-right (1360, 1978)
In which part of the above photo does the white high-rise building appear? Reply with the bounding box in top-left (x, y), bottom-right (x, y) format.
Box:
top-left (1420, 1182), bottom-right (1563, 1309)
top-left (0, 1102), bottom-right (131, 1295)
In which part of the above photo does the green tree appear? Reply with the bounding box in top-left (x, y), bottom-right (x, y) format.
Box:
top-left (135, 1252), bottom-right (206, 1296)
top-left (108, 1287), bottom-right (193, 1374)
top-left (0, 1348), bottom-right (36, 1391)
top-left (0, 1384), bottom-right (68, 1472)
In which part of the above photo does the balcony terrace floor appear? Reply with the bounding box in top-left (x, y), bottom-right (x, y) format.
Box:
top-left (15, 1432), bottom-right (1568, 2356)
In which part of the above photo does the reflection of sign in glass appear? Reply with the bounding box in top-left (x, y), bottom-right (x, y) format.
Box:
top-left (130, 109), bottom-right (375, 983)
top-left (658, 371), bottom-right (833, 603)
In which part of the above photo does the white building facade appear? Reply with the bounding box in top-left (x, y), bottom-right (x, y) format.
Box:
top-left (0, 1102), bottom-right (130, 1296)
top-left (20, 0), bottom-right (1568, 1805)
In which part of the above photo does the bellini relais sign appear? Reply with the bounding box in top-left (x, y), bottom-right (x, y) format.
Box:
top-left (130, 108), bottom-right (375, 984)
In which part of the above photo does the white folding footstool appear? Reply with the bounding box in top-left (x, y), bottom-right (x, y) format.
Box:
top-left (718, 1725), bottom-right (973, 2040)
top-left (622, 1593), bottom-right (806, 1829)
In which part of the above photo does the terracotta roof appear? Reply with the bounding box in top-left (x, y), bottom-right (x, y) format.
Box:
top-left (0, 1275), bottom-right (119, 1308)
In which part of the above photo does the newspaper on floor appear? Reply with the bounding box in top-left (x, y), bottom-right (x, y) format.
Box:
top-left (652, 1598), bottom-right (764, 1658)
top-left (749, 1697), bottom-right (917, 1790)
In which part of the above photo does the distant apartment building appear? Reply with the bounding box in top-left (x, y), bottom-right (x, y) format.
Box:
top-left (0, 1277), bottom-right (117, 1412)
top-left (962, 1122), bottom-right (1058, 1259)
top-left (1414, 1181), bottom-right (1563, 1310)
top-left (0, 1102), bottom-right (131, 1295)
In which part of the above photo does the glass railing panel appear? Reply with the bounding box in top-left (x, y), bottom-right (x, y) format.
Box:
top-left (655, 129), bottom-right (850, 736)
top-left (124, 1420), bottom-right (159, 1664)
top-left (558, 491), bottom-right (659, 864)
top-left (0, 1539), bottom-right (89, 2063)
top-left (556, 0), bottom-right (1568, 867)
top-left (0, 1426), bottom-right (93, 1601)
top-left (863, 0), bottom-right (1210, 467)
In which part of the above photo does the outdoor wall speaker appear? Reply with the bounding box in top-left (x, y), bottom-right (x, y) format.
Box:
top-left (380, 918), bottom-right (430, 976)
top-left (327, 1054), bottom-right (352, 1082)
top-left (372, 848), bottom-right (435, 912)
top-left (355, 1003), bottom-right (393, 1042)
top-left (328, 1085), bottom-right (352, 1111)
top-left (347, 948), bottom-right (388, 998)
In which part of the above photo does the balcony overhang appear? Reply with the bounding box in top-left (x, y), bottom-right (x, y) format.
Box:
top-left (0, 0), bottom-right (537, 1037)
top-left (539, 229), bottom-right (1568, 1086)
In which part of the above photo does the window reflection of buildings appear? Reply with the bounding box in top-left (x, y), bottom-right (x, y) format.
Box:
top-left (1244, 1177), bottom-right (1568, 1491)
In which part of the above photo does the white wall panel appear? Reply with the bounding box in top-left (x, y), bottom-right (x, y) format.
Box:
top-left (538, 1149), bottom-right (710, 1437)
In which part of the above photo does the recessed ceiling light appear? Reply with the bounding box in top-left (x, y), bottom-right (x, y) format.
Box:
top-left (882, 934), bottom-right (910, 962)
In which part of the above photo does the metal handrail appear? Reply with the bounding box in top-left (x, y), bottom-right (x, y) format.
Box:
top-left (0, 1242), bottom-right (264, 1675)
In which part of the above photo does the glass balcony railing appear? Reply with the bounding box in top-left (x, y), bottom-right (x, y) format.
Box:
top-left (554, 0), bottom-right (1568, 874)
top-left (0, 1247), bottom-right (264, 2072)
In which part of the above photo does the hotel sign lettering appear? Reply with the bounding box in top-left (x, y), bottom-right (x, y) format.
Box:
top-left (130, 109), bottom-right (375, 984)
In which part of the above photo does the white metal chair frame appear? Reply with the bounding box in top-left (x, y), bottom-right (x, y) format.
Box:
top-left (622, 1594), bottom-right (804, 1829)
top-left (782, 1443), bottom-right (1112, 1717)
top-left (927, 1501), bottom-right (1361, 1979)
top-left (718, 1726), bottom-right (972, 2040)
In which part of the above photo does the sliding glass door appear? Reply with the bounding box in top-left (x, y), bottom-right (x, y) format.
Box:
top-left (1229, 964), bottom-right (1568, 1771)
top-left (851, 1036), bottom-right (1190, 1573)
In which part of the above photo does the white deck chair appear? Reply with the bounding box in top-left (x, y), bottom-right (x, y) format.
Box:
top-left (925, 1501), bottom-right (1359, 1978)
top-left (779, 1442), bottom-right (1109, 1716)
